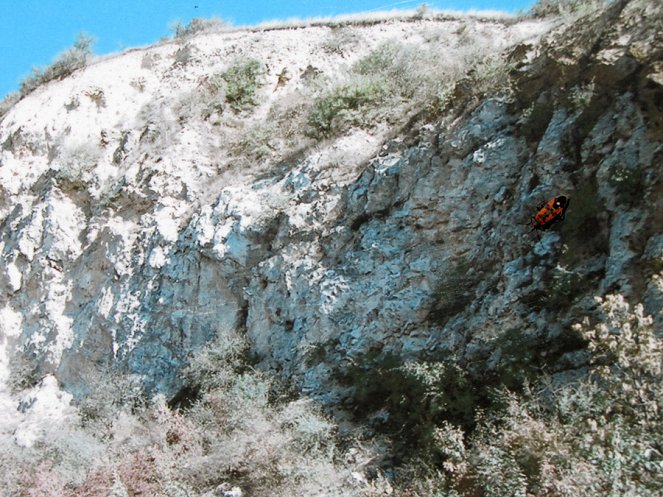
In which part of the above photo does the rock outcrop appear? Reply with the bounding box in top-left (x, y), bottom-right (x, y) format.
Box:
top-left (0, 0), bottom-right (661, 415)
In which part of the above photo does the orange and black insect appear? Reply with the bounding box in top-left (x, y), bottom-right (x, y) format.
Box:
top-left (530, 195), bottom-right (570, 231)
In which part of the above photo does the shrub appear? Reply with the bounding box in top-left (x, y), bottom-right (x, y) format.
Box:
top-left (469, 56), bottom-right (514, 99)
top-left (320, 27), bottom-right (361, 56)
top-left (170, 17), bottom-right (226, 39)
top-left (83, 87), bottom-right (106, 108)
top-left (163, 328), bottom-right (374, 495)
top-left (446, 294), bottom-right (661, 497)
top-left (19, 33), bottom-right (94, 97)
top-left (172, 43), bottom-right (197, 68)
top-left (353, 40), bottom-right (426, 100)
top-left (221, 59), bottom-right (264, 111)
top-left (176, 59), bottom-right (264, 120)
top-left (340, 352), bottom-right (482, 466)
top-left (0, 92), bottom-right (20, 119)
top-left (234, 122), bottom-right (280, 162)
top-left (181, 327), bottom-right (249, 392)
top-left (18, 461), bottom-right (69, 497)
top-left (307, 38), bottom-right (467, 139)
top-left (306, 80), bottom-right (388, 139)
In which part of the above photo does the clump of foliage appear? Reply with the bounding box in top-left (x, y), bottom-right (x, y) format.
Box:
top-left (339, 351), bottom-right (484, 468)
top-left (221, 59), bottom-right (264, 111)
top-left (170, 17), bottom-right (226, 39)
top-left (234, 122), bottom-right (280, 162)
top-left (19, 33), bottom-right (94, 97)
top-left (174, 58), bottom-right (264, 121)
top-left (569, 80), bottom-right (596, 111)
top-left (306, 80), bottom-right (388, 138)
top-left (469, 56), bottom-right (515, 99)
top-left (0, 92), bottom-right (20, 120)
top-left (307, 38), bottom-right (464, 139)
top-left (385, 294), bottom-right (662, 496)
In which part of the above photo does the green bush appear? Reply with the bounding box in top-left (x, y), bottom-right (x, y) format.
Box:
top-left (569, 80), bottom-right (596, 111)
top-left (306, 39), bottom-right (463, 140)
top-left (174, 59), bottom-right (264, 120)
top-left (221, 59), bottom-right (263, 111)
top-left (306, 80), bottom-right (388, 139)
top-left (234, 122), bottom-right (280, 161)
top-left (353, 40), bottom-right (442, 101)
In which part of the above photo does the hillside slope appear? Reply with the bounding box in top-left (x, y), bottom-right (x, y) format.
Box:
top-left (0, 1), bottom-right (661, 495)
top-left (0, 11), bottom-right (552, 395)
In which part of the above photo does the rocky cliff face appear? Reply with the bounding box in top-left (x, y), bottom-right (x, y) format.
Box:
top-left (0, 0), bottom-right (661, 420)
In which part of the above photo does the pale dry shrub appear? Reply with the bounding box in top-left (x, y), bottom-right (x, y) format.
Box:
top-left (19, 34), bottom-right (94, 97)
top-left (158, 329), bottom-right (380, 496)
top-left (321, 27), bottom-right (362, 56)
top-left (72, 466), bottom-right (114, 497)
top-left (459, 294), bottom-right (663, 497)
top-left (376, 292), bottom-right (662, 497)
top-left (0, 92), bottom-right (20, 119)
top-left (233, 122), bottom-right (281, 162)
top-left (170, 18), bottom-right (227, 39)
top-left (116, 451), bottom-right (163, 496)
top-left (468, 56), bottom-right (515, 99)
top-left (18, 461), bottom-right (69, 497)
top-left (307, 33), bottom-right (505, 139)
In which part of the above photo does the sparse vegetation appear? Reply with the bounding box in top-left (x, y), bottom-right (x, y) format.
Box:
top-left (457, 295), bottom-right (662, 497)
top-left (307, 80), bottom-right (388, 139)
top-left (19, 33), bottom-right (94, 97)
top-left (0, 92), bottom-right (20, 119)
top-left (339, 294), bottom-right (662, 497)
top-left (531, 0), bottom-right (607, 17)
top-left (175, 59), bottom-right (264, 121)
top-left (569, 80), bottom-right (596, 111)
top-left (307, 40), bottom-right (433, 138)
top-left (170, 17), bottom-right (227, 39)
top-left (469, 56), bottom-right (515, 99)
top-left (83, 87), bottom-right (106, 108)
top-left (2, 4), bottom-right (660, 497)
top-left (306, 32), bottom-right (510, 140)
top-left (234, 122), bottom-right (280, 161)
top-left (3, 328), bottom-right (382, 496)
top-left (222, 59), bottom-right (264, 111)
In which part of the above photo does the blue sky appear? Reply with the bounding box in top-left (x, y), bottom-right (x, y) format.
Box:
top-left (0, 0), bottom-right (536, 99)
